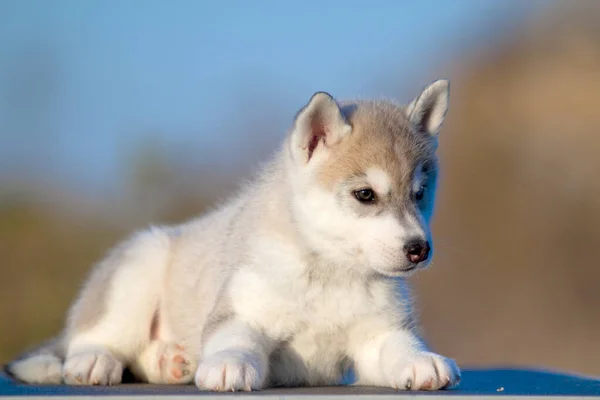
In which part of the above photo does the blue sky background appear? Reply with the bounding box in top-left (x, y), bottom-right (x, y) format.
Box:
top-left (0, 0), bottom-right (548, 197)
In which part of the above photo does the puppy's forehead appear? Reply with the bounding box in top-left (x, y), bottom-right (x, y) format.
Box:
top-left (318, 100), bottom-right (435, 189)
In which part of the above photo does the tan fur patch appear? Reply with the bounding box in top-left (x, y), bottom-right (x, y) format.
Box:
top-left (317, 100), bottom-right (436, 195)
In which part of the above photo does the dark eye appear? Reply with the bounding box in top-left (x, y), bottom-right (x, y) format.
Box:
top-left (354, 188), bottom-right (376, 203)
top-left (415, 185), bottom-right (426, 201)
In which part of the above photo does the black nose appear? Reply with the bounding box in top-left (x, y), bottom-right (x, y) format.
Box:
top-left (404, 238), bottom-right (430, 264)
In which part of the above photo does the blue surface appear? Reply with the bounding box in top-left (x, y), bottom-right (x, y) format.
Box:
top-left (2, 368), bottom-right (600, 396)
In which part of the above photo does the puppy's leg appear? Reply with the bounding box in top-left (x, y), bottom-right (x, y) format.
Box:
top-left (62, 227), bottom-right (173, 385)
top-left (195, 319), bottom-right (271, 392)
top-left (348, 319), bottom-right (460, 391)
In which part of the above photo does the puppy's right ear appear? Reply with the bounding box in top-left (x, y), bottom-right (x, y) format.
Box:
top-left (289, 92), bottom-right (352, 164)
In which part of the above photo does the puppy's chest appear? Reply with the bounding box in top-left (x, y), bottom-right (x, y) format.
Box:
top-left (230, 269), bottom-right (388, 338)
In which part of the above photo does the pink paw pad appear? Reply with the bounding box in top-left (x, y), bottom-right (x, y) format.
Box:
top-left (157, 344), bottom-right (196, 384)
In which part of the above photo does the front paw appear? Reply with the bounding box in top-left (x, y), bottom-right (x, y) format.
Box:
top-left (389, 351), bottom-right (460, 391)
top-left (63, 351), bottom-right (123, 385)
top-left (195, 350), bottom-right (265, 392)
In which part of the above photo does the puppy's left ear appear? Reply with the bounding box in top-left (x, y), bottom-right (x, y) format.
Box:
top-left (290, 92), bottom-right (352, 163)
top-left (405, 79), bottom-right (450, 136)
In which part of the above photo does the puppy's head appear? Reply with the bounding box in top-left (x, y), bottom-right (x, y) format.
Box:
top-left (286, 80), bottom-right (450, 277)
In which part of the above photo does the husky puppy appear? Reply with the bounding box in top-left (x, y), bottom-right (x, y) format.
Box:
top-left (7, 80), bottom-right (460, 391)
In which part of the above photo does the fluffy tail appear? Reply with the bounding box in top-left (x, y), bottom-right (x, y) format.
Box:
top-left (5, 335), bottom-right (65, 384)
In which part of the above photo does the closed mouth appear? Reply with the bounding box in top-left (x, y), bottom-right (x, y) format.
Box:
top-left (396, 265), bottom-right (417, 273)
top-left (373, 264), bottom-right (420, 277)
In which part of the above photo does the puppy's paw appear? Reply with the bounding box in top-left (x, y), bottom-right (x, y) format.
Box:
top-left (157, 343), bottom-right (196, 384)
top-left (195, 350), bottom-right (264, 391)
top-left (63, 351), bottom-right (123, 385)
top-left (389, 351), bottom-right (460, 391)
top-left (7, 354), bottom-right (63, 384)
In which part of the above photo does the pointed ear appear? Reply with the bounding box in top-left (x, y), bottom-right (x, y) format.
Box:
top-left (405, 79), bottom-right (450, 136)
top-left (290, 92), bottom-right (352, 163)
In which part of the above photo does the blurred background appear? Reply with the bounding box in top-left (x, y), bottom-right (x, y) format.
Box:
top-left (2, 0), bottom-right (600, 378)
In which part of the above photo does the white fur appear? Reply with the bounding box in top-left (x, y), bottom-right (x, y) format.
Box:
top-left (366, 167), bottom-right (391, 196)
top-left (8, 83), bottom-right (459, 391)
top-left (7, 354), bottom-right (63, 384)
top-left (66, 228), bottom-right (171, 360)
top-left (62, 350), bottom-right (122, 385)
top-left (197, 320), bottom-right (269, 391)
top-left (290, 182), bottom-right (423, 276)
